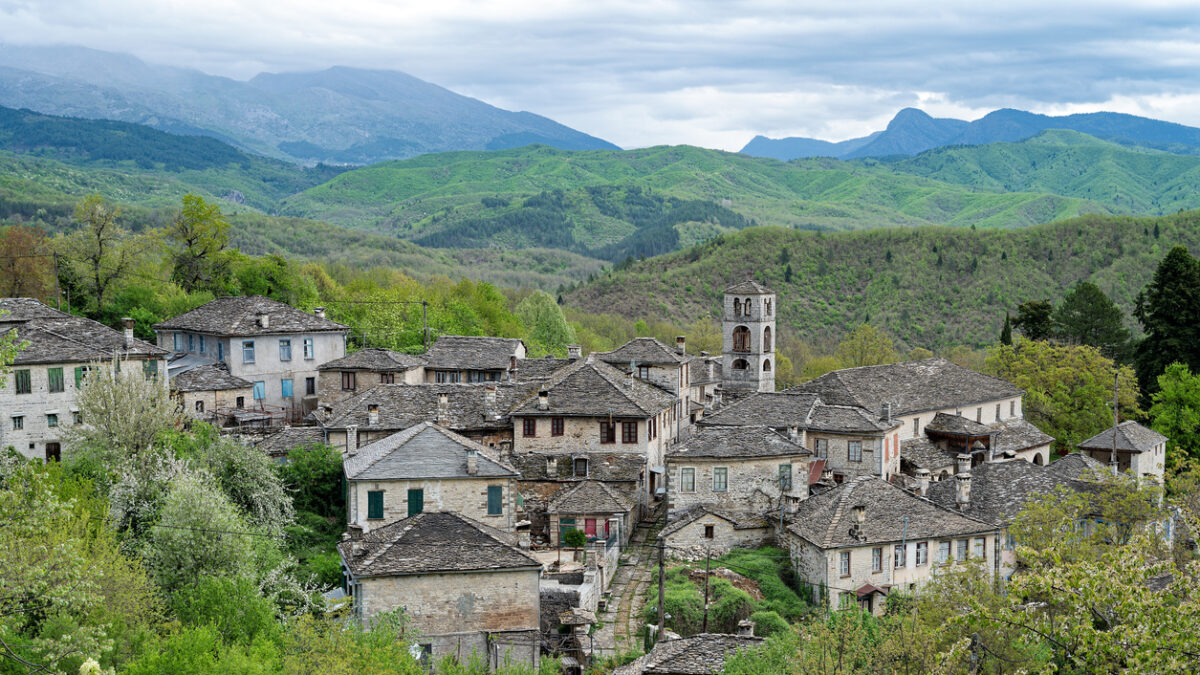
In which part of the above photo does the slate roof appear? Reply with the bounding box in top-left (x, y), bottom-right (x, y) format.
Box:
top-left (344, 422), bottom-right (518, 481)
top-left (506, 452), bottom-right (645, 483)
top-left (252, 426), bottom-right (326, 455)
top-left (784, 358), bottom-right (1023, 416)
top-left (926, 460), bottom-right (1090, 527)
top-left (1078, 421), bottom-right (1168, 454)
top-left (725, 279), bottom-right (773, 295)
top-left (318, 348), bottom-right (424, 372)
top-left (153, 295), bottom-right (348, 336)
top-left (171, 363), bottom-right (252, 392)
top-left (667, 425), bottom-right (808, 460)
top-left (1046, 452), bottom-right (1109, 480)
top-left (597, 337), bottom-right (691, 365)
top-left (788, 476), bottom-right (995, 549)
top-left (546, 480), bottom-right (636, 514)
top-left (990, 418), bottom-right (1055, 454)
top-left (338, 512), bottom-right (541, 578)
top-left (315, 383), bottom-right (530, 432)
top-left (688, 357), bottom-right (722, 386)
top-left (422, 335), bottom-right (524, 370)
top-left (612, 633), bottom-right (764, 675)
top-left (925, 413), bottom-right (993, 436)
top-left (809, 404), bottom-right (899, 434)
top-left (511, 356), bottom-right (572, 383)
top-left (0, 298), bottom-right (167, 364)
top-left (900, 437), bottom-right (959, 472)
top-left (661, 506), bottom-right (769, 538)
top-left (698, 392), bottom-right (821, 428)
top-left (511, 356), bottom-right (676, 418)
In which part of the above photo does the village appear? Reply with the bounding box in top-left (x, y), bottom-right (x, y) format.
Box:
top-left (0, 279), bottom-right (1169, 674)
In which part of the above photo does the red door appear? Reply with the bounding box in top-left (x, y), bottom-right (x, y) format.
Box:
top-left (604, 519), bottom-right (611, 538)
top-left (585, 519), bottom-right (597, 537)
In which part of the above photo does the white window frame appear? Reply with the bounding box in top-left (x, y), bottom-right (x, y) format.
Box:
top-left (938, 541), bottom-right (951, 565)
top-left (838, 551), bottom-right (850, 577)
top-left (916, 542), bottom-right (928, 566)
top-left (814, 438), bottom-right (828, 458)
top-left (303, 337), bottom-right (314, 360)
top-left (279, 338), bottom-right (292, 361)
top-left (871, 547), bottom-right (882, 573)
top-left (894, 544), bottom-right (906, 568)
top-left (848, 440), bottom-right (862, 462)
top-left (713, 467), bottom-right (728, 492)
top-left (679, 467), bottom-right (695, 493)
top-left (242, 340), bottom-right (255, 364)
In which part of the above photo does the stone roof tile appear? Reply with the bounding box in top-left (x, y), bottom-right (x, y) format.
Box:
top-left (511, 357), bottom-right (676, 418)
top-left (597, 337), bottom-right (691, 365)
top-left (926, 460), bottom-right (1091, 527)
top-left (318, 348), bottom-right (424, 371)
top-left (171, 362), bottom-right (252, 392)
top-left (546, 480), bottom-right (636, 514)
top-left (422, 335), bottom-right (524, 370)
top-left (344, 422), bottom-right (518, 481)
top-left (668, 425), bottom-right (809, 460)
top-left (338, 512), bottom-right (541, 577)
top-left (1, 299), bottom-right (167, 364)
top-left (1078, 421), bottom-right (1168, 454)
top-left (317, 382), bottom-right (532, 433)
top-left (612, 633), bottom-right (764, 675)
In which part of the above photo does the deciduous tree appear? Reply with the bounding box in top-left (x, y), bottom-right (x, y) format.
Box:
top-left (1149, 362), bottom-right (1200, 464)
top-left (167, 194), bottom-right (232, 294)
top-left (834, 324), bottom-right (897, 368)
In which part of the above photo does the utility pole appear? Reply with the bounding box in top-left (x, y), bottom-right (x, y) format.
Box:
top-left (1111, 372), bottom-right (1119, 472)
top-left (702, 549), bottom-right (711, 633)
top-left (52, 252), bottom-right (61, 310)
top-left (422, 301), bottom-right (429, 351)
top-left (656, 540), bottom-right (665, 643)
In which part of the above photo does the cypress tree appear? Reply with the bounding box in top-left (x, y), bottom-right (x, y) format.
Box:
top-left (1135, 246), bottom-right (1200, 394)
top-left (1000, 313), bottom-right (1013, 346)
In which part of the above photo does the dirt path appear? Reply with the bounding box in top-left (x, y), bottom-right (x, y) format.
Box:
top-left (593, 509), bottom-right (664, 658)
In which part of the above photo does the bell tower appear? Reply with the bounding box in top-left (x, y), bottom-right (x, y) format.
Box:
top-left (722, 280), bottom-right (776, 393)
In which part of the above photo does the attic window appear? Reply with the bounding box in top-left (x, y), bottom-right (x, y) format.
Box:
top-left (704, 525), bottom-right (714, 539)
top-left (638, 365), bottom-right (650, 379)
top-left (573, 457), bottom-right (588, 477)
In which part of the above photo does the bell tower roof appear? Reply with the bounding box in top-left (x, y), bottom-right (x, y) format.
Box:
top-left (724, 280), bottom-right (773, 295)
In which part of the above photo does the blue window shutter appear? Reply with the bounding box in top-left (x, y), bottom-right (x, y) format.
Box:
top-left (281, 379), bottom-right (293, 398)
top-left (253, 381), bottom-right (265, 400)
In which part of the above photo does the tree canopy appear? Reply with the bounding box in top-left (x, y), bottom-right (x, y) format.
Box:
top-left (1135, 245), bottom-right (1200, 396)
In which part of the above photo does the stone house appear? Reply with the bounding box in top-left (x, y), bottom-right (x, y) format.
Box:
top-left (509, 355), bottom-right (679, 505)
top-left (686, 353), bottom-right (723, 422)
top-left (421, 335), bottom-right (525, 384)
top-left (153, 296), bottom-right (349, 419)
top-left (317, 348), bottom-right (425, 405)
top-left (170, 362), bottom-right (253, 421)
top-left (344, 422), bottom-right (520, 534)
top-left (337, 511), bottom-right (542, 668)
top-left (660, 506), bottom-right (772, 560)
top-left (666, 425), bottom-right (811, 517)
top-left (544, 479), bottom-right (637, 546)
top-left (612, 629), bottom-right (764, 675)
top-left (0, 298), bottom-right (168, 461)
top-left (597, 336), bottom-right (694, 435)
top-left (314, 382), bottom-right (533, 452)
top-left (785, 476), bottom-right (999, 614)
top-left (248, 425), bottom-right (325, 461)
top-left (900, 412), bottom-right (1055, 482)
top-left (697, 392), bottom-right (902, 481)
top-left (1078, 421), bottom-right (1168, 481)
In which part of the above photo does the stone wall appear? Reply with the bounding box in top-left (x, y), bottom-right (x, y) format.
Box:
top-left (664, 517), bottom-right (772, 560)
top-left (348, 476), bottom-right (516, 532)
top-left (359, 568), bottom-right (540, 637)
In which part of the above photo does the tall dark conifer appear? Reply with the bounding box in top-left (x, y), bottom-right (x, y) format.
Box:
top-left (1000, 313), bottom-right (1013, 346)
top-left (1053, 281), bottom-right (1131, 360)
top-left (1135, 245), bottom-right (1200, 395)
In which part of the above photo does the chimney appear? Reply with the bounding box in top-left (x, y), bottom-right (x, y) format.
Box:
top-left (853, 504), bottom-right (866, 525)
top-left (955, 454), bottom-right (972, 510)
top-left (466, 449), bottom-right (478, 475)
top-left (737, 619), bottom-right (755, 637)
top-left (881, 402), bottom-right (892, 423)
top-left (121, 318), bottom-right (135, 347)
top-left (788, 427), bottom-right (801, 444)
top-left (484, 384), bottom-right (498, 419)
top-left (350, 541), bottom-right (364, 557)
top-left (508, 355), bottom-right (518, 382)
top-left (537, 390), bottom-right (549, 411)
top-left (675, 335), bottom-right (686, 355)
top-left (313, 306), bottom-right (326, 319)
top-left (915, 468), bottom-right (930, 496)
top-left (257, 311), bottom-right (269, 329)
top-left (956, 452), bottom-right (971, 475)
top-left (367, 403), bottom-right (379, 426)
top-left (567, 344), bottom-right (582, 362)
top-left (345, 424), bottom-right (359, 456)
top-left (437, 393), bottom-right (449, 424)
top-left (707, 358), bottom-right (715, 381)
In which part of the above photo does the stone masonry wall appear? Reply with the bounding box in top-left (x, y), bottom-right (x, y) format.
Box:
top-left (349, 476), bottom-right (516, 532)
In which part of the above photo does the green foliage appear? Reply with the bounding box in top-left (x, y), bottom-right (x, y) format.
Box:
top-left (987, 339), bottom-right (1141, 451)
top-left (834, 324), bottom-right (898, 368)
top-left (1000, 312), bottom-right (1013, 345)
top-left (1149, 362), bottom-right (1200, 465)
top-left (1014, 299), bottom-right (1055, 341)
top-left (279, 443), bottom-right (346, 520)
top-left (168, 193), bottom-right (233, 293)
top-left (747, 610), bottom-right (789, 637)
top-left (516, 289), bottom-right (577, 356)
top-left (169, 576), bottom-right (281, 646)
top-left (1135, 244), bottom-right (1200, 396)
top-left (1054, 280), bottom-right (1132, 359)
top-left (562, 528), bottom-right (588, 548)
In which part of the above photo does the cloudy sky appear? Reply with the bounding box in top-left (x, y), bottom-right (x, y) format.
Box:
top-left (1, 0), bottom-right (1199, 150)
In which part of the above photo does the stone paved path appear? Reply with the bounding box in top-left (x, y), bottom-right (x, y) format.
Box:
top-left (591, 507), bottom-right (664, 659)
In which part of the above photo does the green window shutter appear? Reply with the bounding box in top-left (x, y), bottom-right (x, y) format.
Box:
top-left (367, 491), bottom-right (384, 519)
top-left (142, 360), bottom-right (158, 379)
top-left (14, 370), bottom-right (30, 394)
top-left (74, 367), bottom-right (84, 388)
top-left (47, 367), bottom-right (63, 393)
top-left (407, 489), bottom-right (424, 517)
top-left (487, 485), bottom-right (503, 515)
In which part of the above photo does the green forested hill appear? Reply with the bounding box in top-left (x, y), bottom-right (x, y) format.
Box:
top-left (566, 210), bottom-right (1200, 350)
top-left (885, 130), bottom-right (1200, 215)
top-left (278, 144), bottom-right (1113, 260)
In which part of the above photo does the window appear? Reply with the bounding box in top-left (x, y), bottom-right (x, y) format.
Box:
top-left (242, 341), bottom-right (255, 363)
top-left (713, 467), bottom-right (728, 492)
top-left (46, 413), bottom-right (58, 428)
top-left (198, 335), bottom-right (205, 353)
top-left (380, 372), bottom-right (394, 384)
top-left (1010, 400), bottom-right (1015, 416)
top-left (872, 547), bottom-right (882, 573)
top-left (733, 297), bottom-right (742, 316)
top-left (731, 358), bottom-right (748, 371)
top-left (407, 488), bottom-right (424, 516)
top-left (976, 407), bottom-right (982, 423)
top-left (188, 334), bottom-right (195, 352)
top-left (173, 333), bottom-right (183, 351)
top-left (912, 417), bottom-right (919, 436)
top-left (762, 358), bottom-right (771, 372)
top-left (14, 370), bottom-right (30, 395)
top-left (732, 325), bottom-right (751, 352)
top-left (648, 417), bottom-right (656, 440)
top-left (973, 537), bottom-right (986, 560)
top-left (894, 544), bottom-right (906, 568)
top-left (956, 540), bottom-right (968, 562)
top-left (573, 457), bottom-right (589, 477)
top-left (551, 417), bottom-right (564, 436)
top-left (195, 400), bottom-right (204, 413)
top-left (638, 365), bottom-right (650, 379)
top-left (778, 464), bottom-right (792, 491)
top-left (341, 371), bottom-right (357, 391)
top-left (814, 438), bottom-right (828, 458)
top-left (281, 378), bottom-right (293, 398)
top-left (765, 299), bottom-right (772, 316)
top-left (763, 326), bottom-right (772, 352)
top-left (839, 551), bottom-right (851, 577)
top-left (74, 366), bottom-right (92, 388)
top-left (938, 541), bottom-right (951, 564)
top-left (621, 420), bottom-right (638, 444)
top-left (73, 412), bottom-right (82, 425)
top-left (47, 367), bottom-right (64, 393)
top-left (252, 381), bottom-right (265, 400)
top-left (523, 418), bottom-right (537, 437)
top-left (235, 396), bottom-right (245, 408)
top-left (367, 490), bottom-right (384, 519)
top-left (599, 421), bottom-right (616, 444)
top-left (487, 485), bottom-right (503, 515)
top-left (995, 403), bottom-right (1001, 420)
top-left (680, 467), bottom-right (695, 492)
top-left (303, 337), bottom-right (314, 359)
top-left (142, 360), bottom-right (158, 380)
top-left (305, 377), bottom-right (316, 396)
top-left (11, 415), bottom-right (23, 430)
top-left (916, 542), bottom-right (928, 566)
top-left (704, 525), bottom-right (715, 539)
top-left (217, 342), bottom-right (224, 363)
top-left (848, 440), bottom-right (862, 462)
top-left (279, 339), bottom-right (292, 361)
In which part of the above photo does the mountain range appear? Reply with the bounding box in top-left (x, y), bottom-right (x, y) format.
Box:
top-left (0, 45), bottom-right (618, 165)
top-left (742, 107), bottom-right (1200, 161)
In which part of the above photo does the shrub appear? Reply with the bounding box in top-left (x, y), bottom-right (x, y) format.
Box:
top-left (748, 610), bottom-right (789, 637)
top-left (562, 528), bottom-right (587, 548)
top-left (170, 576), bottom-right (280, 645)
